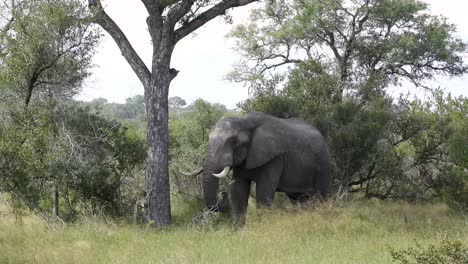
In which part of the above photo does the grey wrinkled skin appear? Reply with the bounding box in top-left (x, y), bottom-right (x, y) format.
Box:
top-left (202, 112), bottom-right (331, 226)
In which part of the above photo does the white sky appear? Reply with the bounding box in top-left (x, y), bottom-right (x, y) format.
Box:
top-left (78, 0), bottom-right (468, 109)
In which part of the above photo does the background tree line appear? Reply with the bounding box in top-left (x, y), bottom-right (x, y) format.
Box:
top-left (0, 0), bottom-right (467, 224)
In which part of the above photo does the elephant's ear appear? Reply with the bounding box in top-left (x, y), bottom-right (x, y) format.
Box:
top-left (245, 125), bottom-right (284, 169)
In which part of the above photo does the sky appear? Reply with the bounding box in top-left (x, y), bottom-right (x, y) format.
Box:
top-left (78, 0), bottom-right (468, 109)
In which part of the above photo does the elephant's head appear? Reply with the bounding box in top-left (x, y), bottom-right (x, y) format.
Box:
top-left (202, 113), bottom-right (283, 211)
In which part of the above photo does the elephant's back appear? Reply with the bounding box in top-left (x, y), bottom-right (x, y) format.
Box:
top-left (282, 118), bottom-right (326, 148)
top-left (279, 118), bottom-right (330, 195)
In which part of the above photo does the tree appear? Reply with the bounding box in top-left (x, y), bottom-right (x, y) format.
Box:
top-left (0, 104), bottom-right (147, 220)
top-left (60, 105), bottom-right (147, 218)
top-left (0, 0), bottom-right (100, 218)
top-left (169, 96), bottom-right (187, 113)
top-left (87, 0), bottom-right (261, 227)
top-left (233, 0), bottom-right (468, 199)
top-left (0, 0), bottom-right (99, 108)
top-left (441, 95), bottom-right (468, 212)
top-left (229, 0), bottom-right (467, 103)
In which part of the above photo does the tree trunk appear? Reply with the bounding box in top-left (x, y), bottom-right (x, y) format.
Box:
top-left (144, 61), bottom-right (173, 227)
top-left (52, 183), bottom-right (59, 217)
top-left (87, 0), bottom-right (261, 228)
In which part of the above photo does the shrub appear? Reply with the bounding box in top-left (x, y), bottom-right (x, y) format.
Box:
top-left (443, 167), bottom-right (468, 213)
top-left (391, 238), bottom-right (468, 264)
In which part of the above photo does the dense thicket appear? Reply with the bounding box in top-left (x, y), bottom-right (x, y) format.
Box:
top-left (0, 0), bottom-right (147, 220)
top-left (0, 104), bottom-right (147, 220)
top-left (230, 0), bottom-right (468, 208)
top-left (1, 0), bottom-right (467, 222)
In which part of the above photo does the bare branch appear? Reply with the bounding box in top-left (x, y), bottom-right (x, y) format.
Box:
top-left (179, 167), bottom-right (203, 176)
top-left (166, 0), bottom-right (196, 29)
top-left (175, 0), bottom-right (258, 42)
top-left (258, 59), bottom-right (301, 74)
top-left (140, 0), bottom-right (167, 46)
top-left (0, 15), bottom-right (14, 35)
top-left (320, 30), bottom-right (343, 62)
top-left (141, 0), bottom-right (160, 14)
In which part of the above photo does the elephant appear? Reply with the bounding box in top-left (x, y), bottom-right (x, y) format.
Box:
top-left (190, 112), bottom-right (331, 225)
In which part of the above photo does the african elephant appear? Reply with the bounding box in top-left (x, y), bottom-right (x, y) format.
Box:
top-left (196, 112), bottom-right (331, 225)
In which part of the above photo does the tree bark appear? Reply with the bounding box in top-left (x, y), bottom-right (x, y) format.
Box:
top-left (144, 62), bottom-right (173, 227)
top-left (52, 183), bottom-right (59, 217)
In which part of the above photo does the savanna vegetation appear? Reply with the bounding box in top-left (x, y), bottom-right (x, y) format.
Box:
top-left (0, 0), bottom-right (467, 263)
top-left (1, 197), bottom-right (468, 263)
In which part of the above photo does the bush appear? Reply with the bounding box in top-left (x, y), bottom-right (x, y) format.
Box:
top-left (391, 238), bottom-right (468, 264)
top-left (169, 99), bottom-right (229, 203)
top-left (443, 167), bottom-right (468, 213)
top-left (240, 84), bottom-right (468, 203)
top-left (0, 104), bottom-right (147, 221)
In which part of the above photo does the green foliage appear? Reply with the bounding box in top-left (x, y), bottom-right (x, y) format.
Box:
top-left (0, 106), bottom-right (57, 210)
top-left (0, 103), bottom-right (147, 220)
top-left (237, 73), bottom-right (299, 118)
top-left (447, 97), bottom-right (468, 169)
top-left (169, 96), bottom-right (187, 113)
top-left (0, 0), bottom-right (100, 106)
top-left (84, 96), bottom-right (233, 214)
top-left (168, 99), bottom-right (229, 202)
top-left (1, 200), bottom-right (467, 263)
top-left (328, 98), bottom-right (392, 186)
top-left (61, 105), bottom-right (147, 216)
top-left (239, 93), bottom-right (299, 119)
top-left (0, 0), bottom-right (103, 219)
top-left (441, 97), bottom-right (468, 212)
top-left (443, 167), bottom-right (468, 213)
top-left (170, 99), bottom-right (227, 152)
top-left (82, 95), bottom-right (147, 137)
top-left (232, 0), bottom-right (467, 204)
top-left (239, 57), bottom-right (394, 194)
top-left (229, 0), bottom-right (467, 99)
top-left (391, 238), bottom-right (468, 264)
top-left (241, 77), bottom-right (467, 201)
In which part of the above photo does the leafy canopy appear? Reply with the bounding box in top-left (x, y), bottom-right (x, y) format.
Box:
top-left (0, 0), bottom-right (100, 107)
top-left (229, 0), bottom-right (467, 102)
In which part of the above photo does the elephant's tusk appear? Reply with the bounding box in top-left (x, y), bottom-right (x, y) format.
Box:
top-left (212, 166), bottom-right (230, 178)
top-left (179, 167), bottom-right (203, 176)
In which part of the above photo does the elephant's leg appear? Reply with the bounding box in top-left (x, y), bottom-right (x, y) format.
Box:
top-left (287, 192), bottom-right (309, 205)
top-left (287, 192), bottom-right (317, 207)
top-left (255, 156), bottom-right (284, 208)
top-left (230, 178), bottom-right (251, 226)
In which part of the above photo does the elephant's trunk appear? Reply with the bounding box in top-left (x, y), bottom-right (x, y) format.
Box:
top-left (202, 137), bottom-right (231, 213)
top-left (202, 148), bottom-right (219, 207)
top-left (202, 172), bottom-right (220, 210)
top-left (202, 161), bottom-right (229, 213)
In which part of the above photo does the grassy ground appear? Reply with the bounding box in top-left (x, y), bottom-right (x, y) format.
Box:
top-left (0, 198), bottom-right (467, 264)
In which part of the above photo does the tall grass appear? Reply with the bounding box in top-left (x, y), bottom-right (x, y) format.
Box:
top-left (1, 198), bottom-right (467, 263)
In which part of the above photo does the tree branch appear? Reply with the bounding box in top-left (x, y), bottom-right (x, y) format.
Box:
top-left (174, 0), bottom-right (258, 42)
top-left (166, 0), bottom-right (196, 29)
top-left (140, 0), bottom-right (166, 46)
top-left (0, 15), bottom-right (14, 35)
top-left (141, 0), bottom-right (160, 14)
top-left (88, 1), bottom-right (151, 87)
top-left (258, 58), bottom-right (301, 74)
top-left (25, 65), bottom-right (41, 107)
top-left (348, 162), bottom-right (379, 186)
top-left (321, 30), bottom-right (342, 62)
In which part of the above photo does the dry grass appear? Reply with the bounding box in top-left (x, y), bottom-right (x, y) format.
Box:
top-left (0, 198), bottom-right (467, 264)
